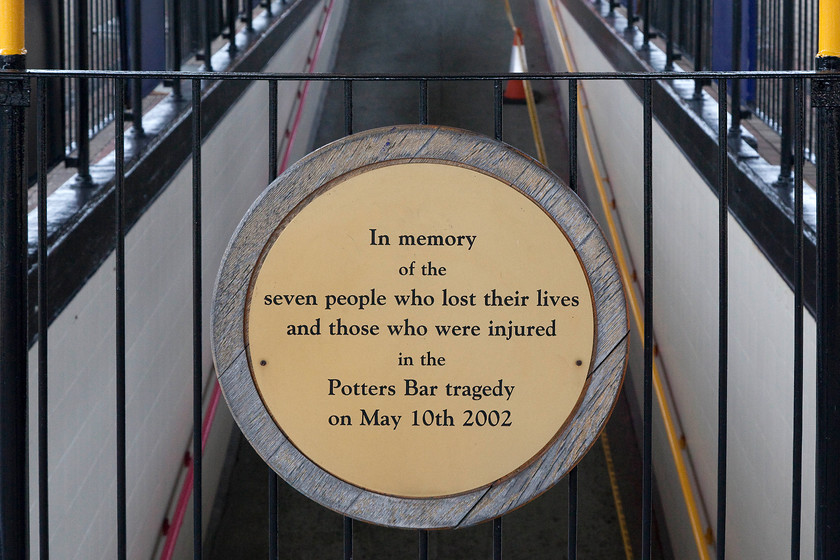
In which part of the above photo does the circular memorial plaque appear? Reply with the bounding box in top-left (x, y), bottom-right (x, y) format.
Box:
top-left (212, 125), bottom-right (628, 528)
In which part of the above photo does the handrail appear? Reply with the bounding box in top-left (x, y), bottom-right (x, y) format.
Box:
top-left (5, 68), bottom-right (836, 80)
top-left (547, 1), bottom-right (713, 558)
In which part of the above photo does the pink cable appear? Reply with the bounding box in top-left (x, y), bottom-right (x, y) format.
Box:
top-left (160, 2), bottom-right (335, 557)
top-left (159, 381), bottom-right (221, 559)
top-left (279, 0), bottom-right (336, 172)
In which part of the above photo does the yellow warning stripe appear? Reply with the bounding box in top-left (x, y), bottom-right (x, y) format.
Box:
top-left (0, 0), bottom-right (25, 55)
top-left (547, 1), bottom-right (713, 559)
top-left (819, 0), bottom-right (840, 57)
top-left (601, 433), bottom-right (634, 560)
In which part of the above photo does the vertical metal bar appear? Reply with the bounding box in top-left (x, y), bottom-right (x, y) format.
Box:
top-left (804, 1), bottom-right (818, 158)
top-left (269, 80), bottom-right (278, 180)
top-left (419, 529), bottom-right (429, 560)
top-left (568, 84), bottom-right (580, 560)
top-left (643, 0), bottom-right (651, 46)
top-left (419, 80), bottom-right (428, 125)
top-left (117, 0), bottom-right (129, 71)
top-left (37, 75), bottom-right (50, 560)
top-left (666, 0), bottom-right (676, 69)
top-left (627, 0), bottom-right (635, 27)
top-left (343, 517), bottom-right (353, 560)
top-left (0, 54), bottom-right (29, 560)
top-left (58, 0), bottom-right (67, 155)
top-left (76, 0), bottom-right (92, 184)
top-left (729, 0), bottom-right (742, 138)
top-left (778, 0), bottom-right (794, 181)
top-left (790, 76), bottom-right (805, 560)
top-left (717, 76), bottom-right (729, 560)
top-left (204, 0), bottom-right (214, 71)
top-left (266, 0), bottom-right (273, 18)
top-left (268, 472), bottom-right (279, 559)
top-left (494, 79), bottom-right (503, 141)
top-left (245, 0), bottom-right (254, 31)
top-left (192, 78), bottom-right (204, 560)
top-left (771, 2), bottom-right (780, 128)
top-left (798, 0), bottom-right (805, 71)
top-left (815, 57), bottom-right (840, 560)
top-left (569, 79), bottom-right (578, 193)
top-left (189, 0), bottom-right (199, 55)
top-left (568, 468), bottom-right (578, 560)
top-left (172, 0), bottom-right (184, 98)
top-left (757, 0), bottom-right (766, 120)
top-left (114, 76), bottom-right (128, 560)
top-left (693, 0), bottom-right (704, 97)
top-left (267, 78), bottom-right (279, 560)
top-left (94, 0), bottom-right (102, 127)
top-left (642, 78), bottom-right (653, 560)
top-left (64, 0), bottom-right (70, 153)
top-left (807, 0), bottom-right (817, 157)
top-left (132, 0), bottom-right (144, 135)
top-left (771, 0), bottom-right (779, 129)
top-left (227, 0), bottom-right (238, 57)
top-left (344, 80), bottom-right (353, 136)
top-left (493, 517), bottom-right (502, 560)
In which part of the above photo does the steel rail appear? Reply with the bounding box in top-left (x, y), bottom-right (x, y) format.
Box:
top-left (3, 69), bottom-right (837, 81)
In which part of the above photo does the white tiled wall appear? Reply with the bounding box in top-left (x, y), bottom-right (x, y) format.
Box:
top-left (538, 1), bottom-right (816, 558)
top-left (26, 1), bottom-right (348, 557)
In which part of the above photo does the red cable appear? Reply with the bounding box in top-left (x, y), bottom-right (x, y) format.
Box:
top-left (159, 2), bottom-right (335, 557)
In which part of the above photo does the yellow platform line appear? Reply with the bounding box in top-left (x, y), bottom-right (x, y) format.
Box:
top-left (547, 1), bottom-right (713, 559)
top-left (601, 432), bottom-right (634, 560)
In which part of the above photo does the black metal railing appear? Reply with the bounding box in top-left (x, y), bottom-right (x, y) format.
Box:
top-left (753, 0), bottom-right (820, 170)
top-left (58, 0), bottom-right (290, 181)
top-left (644, 0), bottom-right (712, 73)
top-left (619, 0), bottom-right (818, 179)
top-left (2, 67), bottom-right (839, 560)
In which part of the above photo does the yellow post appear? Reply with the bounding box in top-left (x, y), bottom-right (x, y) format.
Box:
top-left (0, 0), bottom-right (25, 55)
top-left (819, 0), bottom-right (840, 57)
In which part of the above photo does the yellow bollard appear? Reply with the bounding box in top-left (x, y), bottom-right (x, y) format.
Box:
top-left (0, 0), bottom-right (25, 55)
top-left (819, 0), bottom-right (840, 57)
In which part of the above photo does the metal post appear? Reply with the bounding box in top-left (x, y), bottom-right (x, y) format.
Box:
top-left (729, 0), bottom-right (743, 140)
top-left (76, 0), bottom-right (93, 185)
top-left (693, 0), bottom-right (705, 98)
top-left (0, 46), bottom-right (30, 559)
top-left (777, 0), bottom-right (795, 184)
top-left (204, 0), bottom-right (214, 71)
top-left (131, 0), bottom-right (144, 135)
top-left (227, 0), bottom-right (238, 57)
top-left (171, 0), bottom-right (183, 99)
top-left (244, 0), bottom-right (254, 31)
top-left (814, 0), bottom-right (840, 547)
top-left (666, 0), bottom-right (676, 70)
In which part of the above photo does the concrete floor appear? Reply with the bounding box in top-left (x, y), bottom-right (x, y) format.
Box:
top-left (207, 0), bottom-right (673, 557)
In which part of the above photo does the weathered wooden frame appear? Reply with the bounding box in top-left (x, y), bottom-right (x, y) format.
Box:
top-left (211, 125), bottom-right (628, 529)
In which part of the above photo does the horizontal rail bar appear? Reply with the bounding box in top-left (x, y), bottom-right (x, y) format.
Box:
top-left (3, 69), bottom-right (839, 81)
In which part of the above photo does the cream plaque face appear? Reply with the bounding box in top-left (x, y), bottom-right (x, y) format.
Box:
top-left (245, 162), bottom-right (596, 498)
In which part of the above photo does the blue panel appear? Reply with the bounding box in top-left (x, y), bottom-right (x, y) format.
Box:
top-left (127, 0), bottom-right (166, 95)
top-left (711, 0), bottom-right (756, 103)
top-left (744, 0), bottom-right (756, 103)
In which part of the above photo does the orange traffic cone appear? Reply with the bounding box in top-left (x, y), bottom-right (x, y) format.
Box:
top-left (504, 28), bottom-right (540, 104)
